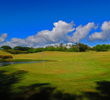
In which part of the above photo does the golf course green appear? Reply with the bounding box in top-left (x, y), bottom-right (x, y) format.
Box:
top-left (0, 50), bottom-right (110, 100)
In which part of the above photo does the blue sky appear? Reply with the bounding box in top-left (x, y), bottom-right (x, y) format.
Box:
top-left (0, 0), bottom-right (110, 47)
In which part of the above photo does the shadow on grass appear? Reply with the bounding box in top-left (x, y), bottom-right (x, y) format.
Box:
top-left (0, 70), bottom-right (81, 100)
top-left (16, 85), bottom-right (81, 100)
top-left (1, 69), bottom-right (110, 100)
top-left (84, 81), bottom-right (110, 100)
top-left (0, 70), bottom-right (28, 100)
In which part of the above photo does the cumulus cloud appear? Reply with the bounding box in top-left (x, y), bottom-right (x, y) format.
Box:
top-left (0, 21), bottom-right (75, 47)
top-left (11, 38), bottom-right (28, 46)
top-left (67, 22), bottom-right (96, 43)
top-left (0, 33), bottom-right (7, 43)
top-left (89, 21), bottom-right (110, 41)
top-left (26, 20), bottom-right (75, 45)
top-left (0, 20), bottom-right (97, 47)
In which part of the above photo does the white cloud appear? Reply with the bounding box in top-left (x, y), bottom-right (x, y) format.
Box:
top-left (89, 21), bottom-right (110, 41)
top-left (26, 20), bottom-right (75, 44)
top-left (0, 33), bottom-right (7, 43)
top-left (0, 21), bottom-right (75, 47)
top-left (10, 38), bottom-right (27, 46)
top-left (67, 22), bottom-right (96, 43)
top-left (0, 20), bottom-right (98, 47)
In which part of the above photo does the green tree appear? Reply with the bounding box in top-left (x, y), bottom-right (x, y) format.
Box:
top-left (14, 46), bottom-right (30, 51)
top-left (77, 43), bottom-right (88, 52)
top-left (36, 48), bottom-right (43, 52)
top-left (59, 42), bottom-right (63, 48)
top-left (1, 45), bottom-right (12, 50)
top-left (93, 44), bottom-right (108, 51)
top-left (28, 48), bottom-right (37, 53)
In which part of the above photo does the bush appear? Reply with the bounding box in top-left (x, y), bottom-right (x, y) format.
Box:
top-left (28, 48), bottom-right (37, 53)
top-left (16, 50), bottom-right (28, 54)
top-left (93, 44), bottom-right (108, 52)
top-left (36, 48), bottom-right (43, 52)
top-left (6, 49), bottom-right (17, 54)
top-left (2, 55), bottom-right (13, 59)
top-left (56, 47), bottom-right (65, 51)
top-left (73, 47), bottom-right (80, 52)
top-left (6, 49), bottom-right (28, 54)
top-left (0, 55), bottom-right (13, 59)
top-left (67, 48), bottom-right (74, 52)
top-left (67, 47), bottom-right (79, 52)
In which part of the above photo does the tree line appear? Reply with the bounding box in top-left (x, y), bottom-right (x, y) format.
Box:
top-left (0, 43), bottom-right (110, 54)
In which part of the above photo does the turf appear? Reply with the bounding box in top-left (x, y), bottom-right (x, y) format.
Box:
top-left (0, 50), bottom-right (12, 55)
top-left (1, 51), bottom-right (110, 99)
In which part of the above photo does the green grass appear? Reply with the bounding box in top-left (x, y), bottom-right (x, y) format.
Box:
top-left (1, 51), bottom-right (110, 99)
top-left (0, 50), bottom-right (12, 55)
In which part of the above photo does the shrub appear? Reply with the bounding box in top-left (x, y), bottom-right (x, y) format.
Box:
top-left (28, 48), bottom-right (37, 53)
top-left (93, 44), bottom-right (108, 52)
top-left (36, 48), bottom-right (43, 52)
top-left (0, 55), bottom-right (13, 59)
top-left (16, 50), bottom-right (28, 54)
top-left (67, 48), bottom-right (74, 52)
top-left (73, 47), bottom-right (80, 52)
top-left (56, 47), bottom-right (65, 51)
top-left (6, 49), bottom-right (28, 54)
top-left (6, 49), bottom-right (17, 54)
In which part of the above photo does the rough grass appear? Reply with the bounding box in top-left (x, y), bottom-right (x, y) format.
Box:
top-left (1, 51), bottom-right (110, 98)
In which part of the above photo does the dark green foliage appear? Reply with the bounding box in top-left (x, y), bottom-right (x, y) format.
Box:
top-left (1, 45), bottom-right (12, 50)
top-left (16, 50), bottom-right (28, 54)
top-left (67, 47), bottom-right (79, 52)
top-left (36, 48), bottom-right (44, 52)
top-left (6, 49), bottom-right (17, 54)
top-left (28, 48), bottom-right (37, 53)
top-left (6, 49), bottom-right (28, 54)
top-left (2, 43), bottom-right (110, 54)
top-left (56, 47), bottom-right (65, 51)
top-left (73, 47), bottom-right (80, 52)
top-left (66, 43), bottom-right (87, 52)
top-left (2, 55), bottom-right (13, 59)
top-left (63, 47), bottom-right (67, 51)
top-left (87, 46), bottom-right (93, 51)
top-left (77, 43), bottom-right (88, 52)
top-left (0, 55), bottom-right (13, 59)
top-left (67, 48), bottom-right (74, 52)
top-left (28, 48), bottom-right (43, 53)
top-left (14, 46), bottom-right (30, 51)
top-left (93, 44), bottom-right (108, 51)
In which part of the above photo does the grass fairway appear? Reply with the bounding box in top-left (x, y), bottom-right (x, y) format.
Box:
top-left (1, 51), bottom-right (110, 99)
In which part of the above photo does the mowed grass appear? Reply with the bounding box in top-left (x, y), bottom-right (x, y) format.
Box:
top-left (1, 51), bottom-right (110, 94)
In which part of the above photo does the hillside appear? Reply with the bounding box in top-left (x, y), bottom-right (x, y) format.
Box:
top-left (0, 50), bottom-right (12, 56)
